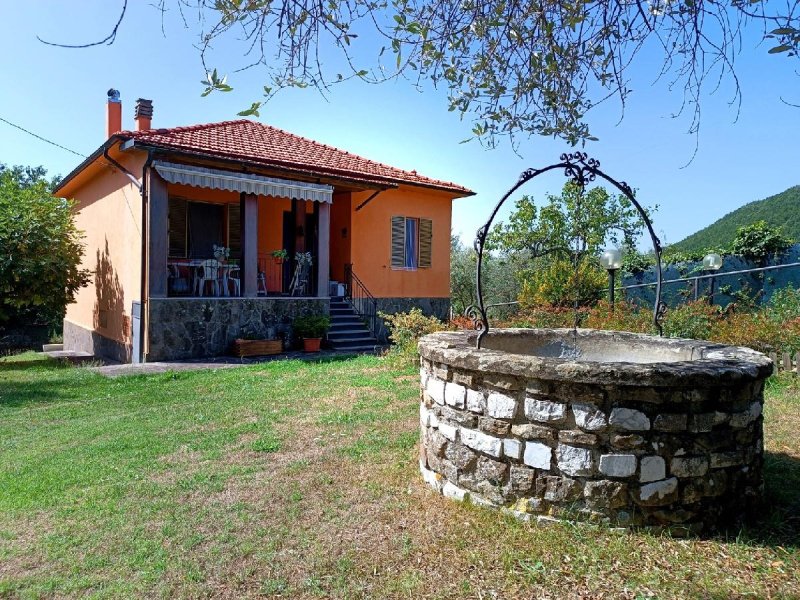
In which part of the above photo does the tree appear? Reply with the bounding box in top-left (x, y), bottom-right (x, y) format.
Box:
top-left (451, 233), bottom-right (519, 316)
top-left (0, 164), bottom-right (91, 330)
top-left (489, 182), bottom-right (646, 306)
top-left (47, 0), bottom-right (799, 147)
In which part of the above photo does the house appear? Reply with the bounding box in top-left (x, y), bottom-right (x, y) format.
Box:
top-left (54, 90), bottom-right (473, 363)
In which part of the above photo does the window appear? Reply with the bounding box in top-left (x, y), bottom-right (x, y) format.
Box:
top-left (391, 216), bottom-right (432, 269)
top-left (168, 197), bottom-right (241, 259)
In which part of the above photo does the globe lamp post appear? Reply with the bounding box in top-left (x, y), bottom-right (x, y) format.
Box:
top-left (702, 252), bottom-right (723, 304)
top-left (600, 248), bottom-right (623, 309)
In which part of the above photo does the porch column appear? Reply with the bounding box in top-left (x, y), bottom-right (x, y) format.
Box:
top-left (147, 168), bottom-right (168, 298)
top-left (241, 193), bottom-right (258, 297)
top-left (317, 201), bottom-right (330, 298)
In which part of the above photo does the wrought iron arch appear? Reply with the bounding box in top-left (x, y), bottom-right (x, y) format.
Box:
top-left (468, 152), bottom-right (665, 349)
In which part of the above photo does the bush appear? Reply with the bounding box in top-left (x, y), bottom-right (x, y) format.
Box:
top-left (730, 220), bottom-right (793, 262)
top-left (381, 308), bottom-right (448, 364)
top-left (500, 305), bottom-right (581, 329)
top-left (0, 164), bottom-right (90, 329)
top-left (584, 300), bottom-right (653, 333)
top-left (661, 301), bottom-right (721, 340)
top-left (518, 256), bottom-right (607, 308)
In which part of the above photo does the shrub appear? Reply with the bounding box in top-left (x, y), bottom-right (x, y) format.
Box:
top-left (730, 220), bottom-right (793, 262)
top-left (661, 301), bottom-right (720, 340)
top-left (709, 310), bottom-right (784, 353)
top-left (765, 285), bottom-right (800, 324)
top-left (584, 300), bottom-right (653, 333)
top-left (518, 256), bottom-right (607, 308)
top-left (499, 305), bottom-right (581, 329)
top-left (0, 164), bottom-right (90, 329)
top-left (381, 308), bottom-right (448, 364)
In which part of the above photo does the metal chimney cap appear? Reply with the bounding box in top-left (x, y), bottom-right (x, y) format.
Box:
top-left (107, 89), bottom-right (121, 103)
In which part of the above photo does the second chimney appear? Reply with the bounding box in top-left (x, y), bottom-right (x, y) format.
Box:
top-left (134, 98), bottom-right (153, 131)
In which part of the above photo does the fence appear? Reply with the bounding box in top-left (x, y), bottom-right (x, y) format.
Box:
top-left (768, 350), bottom-right (800, 376)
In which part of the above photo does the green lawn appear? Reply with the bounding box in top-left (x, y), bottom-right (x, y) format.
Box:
top-left (0, 352), bottom-right (798, 598)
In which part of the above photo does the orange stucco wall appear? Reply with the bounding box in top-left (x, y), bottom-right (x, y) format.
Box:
top-left (329, 192), bottom-right (352, 282)
top-left (349, 185), bottom-right (454, 298)
top-left (64, 150), bottom-right (146, 347)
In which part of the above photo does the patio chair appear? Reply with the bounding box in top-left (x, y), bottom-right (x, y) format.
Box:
top-left (167, 263), bottom-right (190, 295)
top-left (194, 259), bottom-right (220, 296)
top-left (225, 265), bottom-right (241, 297)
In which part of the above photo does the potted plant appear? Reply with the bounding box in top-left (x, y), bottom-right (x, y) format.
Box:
top-left (292, 314), bottom-right (330, 352)
top-left (232, 328), bottom-right (282, 357)
top-left (271, 249), bottom-right (289, 264)
top-left (213, 244), bottom-right (230, 263)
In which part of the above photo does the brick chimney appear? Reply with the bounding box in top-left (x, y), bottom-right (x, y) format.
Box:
top-left (106, 89), bottom-right (122, 137)
top-left (134, 98), bottom-right (153, 131)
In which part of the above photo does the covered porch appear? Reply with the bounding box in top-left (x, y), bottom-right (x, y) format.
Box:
top-left (147, 161), bottom-right (334, 302)
top-left (142, 161), bottom-right (336, 361)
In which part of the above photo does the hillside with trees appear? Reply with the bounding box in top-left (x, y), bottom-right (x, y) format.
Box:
top-left (669, 186), bottom-right (800, 254)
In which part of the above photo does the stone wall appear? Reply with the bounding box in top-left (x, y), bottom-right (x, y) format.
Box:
top-left (418, 330), bottom-right (772, 534)
top-left (375, 297), bottom-right (450, 321)
top-left (374, 297), bottom-right (450, 341)
top-left (63, 319), bottom-right (130, 363)
top-left (147, 298), bottom-right (329, 361)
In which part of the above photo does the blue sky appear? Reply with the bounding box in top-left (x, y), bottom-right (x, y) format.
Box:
top-left (1, 1), bottom-right (798, 249)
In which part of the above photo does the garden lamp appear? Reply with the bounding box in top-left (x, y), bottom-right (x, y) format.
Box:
top-left (702, 252), bottom-right (723, 304)
top-left (600, 248), bottom-right (623, 308)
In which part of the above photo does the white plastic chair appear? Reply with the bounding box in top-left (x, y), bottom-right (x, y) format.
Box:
top-left (195, 259), bottom-right (220, 296)
top-left (225, 265), bottom-right (241, 297)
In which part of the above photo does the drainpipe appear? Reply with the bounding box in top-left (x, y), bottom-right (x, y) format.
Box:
top-left (103, 144), bottom-right (142, 191)
top-left (138, 151), bottom-right (154, 363)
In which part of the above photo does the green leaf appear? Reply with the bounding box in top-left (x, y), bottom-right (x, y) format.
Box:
top-left (768, 44), bottom-right (793, 54)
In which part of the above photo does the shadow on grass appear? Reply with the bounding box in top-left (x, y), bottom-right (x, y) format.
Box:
top-left (714, 451), bottom-right (800, 549)
top-left (0, 358), bottom-right (93, 408)
top-left (0, 357), bottom-right (65, 371)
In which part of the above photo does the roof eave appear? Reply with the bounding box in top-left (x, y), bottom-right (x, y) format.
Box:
top-left (53, 136), bottom-right (121, 196)
top-left (127, 139), bottom-right (473, 197)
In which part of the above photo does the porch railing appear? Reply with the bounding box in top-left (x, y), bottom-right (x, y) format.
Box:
top-left (343, 264), bottom-right (385, 341)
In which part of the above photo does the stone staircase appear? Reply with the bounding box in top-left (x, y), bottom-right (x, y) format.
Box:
top-left (327, 296), bottom-right (381, 353)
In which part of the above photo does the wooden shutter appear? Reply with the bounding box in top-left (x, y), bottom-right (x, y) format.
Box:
top-left (168, 197), bottom-right (187, 258)
top-left (228, 203), bottom-right (241, 258)
top-left (419, 218), bottom-right (432, 268)
top-left (391, 215), bottom-right (405, 268)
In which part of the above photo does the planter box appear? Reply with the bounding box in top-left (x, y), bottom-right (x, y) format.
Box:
top-left (232, 339), bottom-right (282, 358)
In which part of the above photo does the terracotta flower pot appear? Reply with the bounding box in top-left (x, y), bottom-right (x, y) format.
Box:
top-left (303, 337), bottom-right (322, 352)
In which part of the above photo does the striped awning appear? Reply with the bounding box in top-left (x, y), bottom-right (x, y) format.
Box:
top-left (153, 161), bottom-right (333, 203)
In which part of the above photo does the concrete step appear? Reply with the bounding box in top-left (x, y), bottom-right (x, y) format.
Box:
top-left (42, 343), bottom-right (63, 352)
top-left (327, 329), bottom-right (373, 340)
top-left (43, 350), bottom-right (95, 365)
top-left (329, 316), bottom-right (363, 326)
top-left (329, 344), bottom-right (385, 353)
top-left (329, 337), bottom-right (379, 349)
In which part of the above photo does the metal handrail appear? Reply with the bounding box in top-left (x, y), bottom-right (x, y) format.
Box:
top-left (343, 264), bottom-right (385, 341)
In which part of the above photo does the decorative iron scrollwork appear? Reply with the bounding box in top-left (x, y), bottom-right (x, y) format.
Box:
top-left (473, 154), bottom-right (665, 349)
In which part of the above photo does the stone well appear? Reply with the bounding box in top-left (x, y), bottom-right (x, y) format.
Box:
top-left (418, 328), bottom-right (773, 533)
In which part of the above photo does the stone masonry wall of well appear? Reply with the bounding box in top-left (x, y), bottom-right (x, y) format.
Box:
top-left (418, 357), bottom-right (766, 534)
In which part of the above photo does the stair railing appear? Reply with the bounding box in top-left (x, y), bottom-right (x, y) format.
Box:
top-left (343, 264), bottom-right (385, 342)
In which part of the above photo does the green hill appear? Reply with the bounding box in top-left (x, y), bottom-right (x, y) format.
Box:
top-left (668, 185), bottom-right (800, 254)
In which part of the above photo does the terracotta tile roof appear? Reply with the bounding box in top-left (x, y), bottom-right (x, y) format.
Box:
top-left (117, 119), bottom-right (472, 195)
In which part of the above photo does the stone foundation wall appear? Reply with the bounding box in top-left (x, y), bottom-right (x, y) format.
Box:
top-left (375, 297), bottom-right (450, 322)
top-left (147, 298), bottom-right (329, 362)
top-left (63, 319), bottom-right (130, 363)
top-left (418, 330), bottom-right (772, 534)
